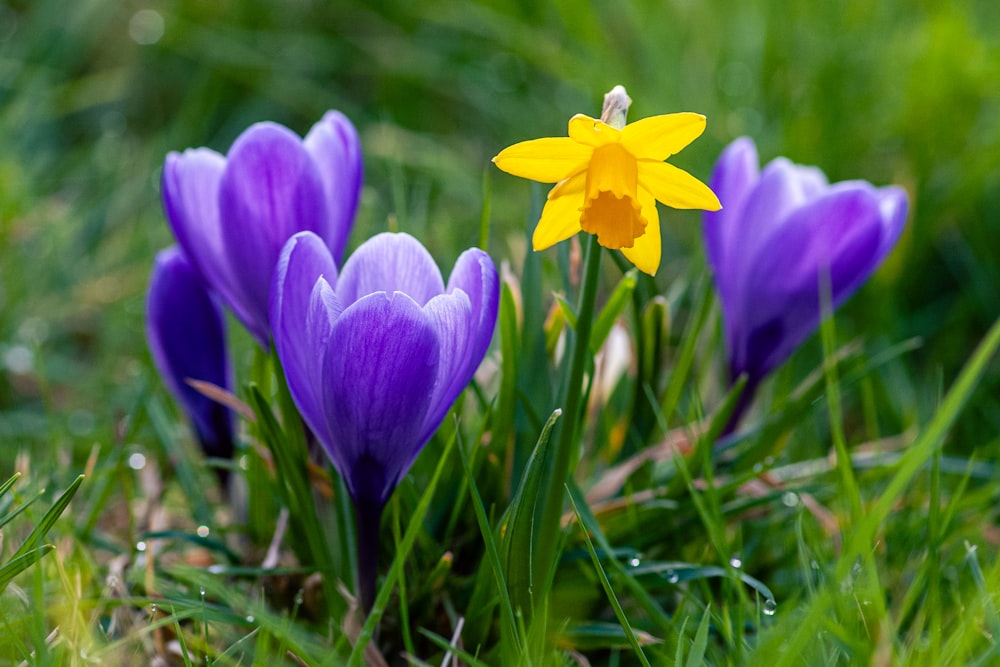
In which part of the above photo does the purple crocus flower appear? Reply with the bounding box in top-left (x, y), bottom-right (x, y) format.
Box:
top-left (703, 137), bottom-right (908, 427)
top-left (146, 247), bottom-right (234, 476)
top-left (162, 110), bottom-right (362, 347)
top-left (270, 230), bottom-right (499, 613)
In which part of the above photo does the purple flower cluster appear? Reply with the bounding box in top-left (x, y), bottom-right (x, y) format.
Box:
top-left (146, 111), bottom-right (498, 528)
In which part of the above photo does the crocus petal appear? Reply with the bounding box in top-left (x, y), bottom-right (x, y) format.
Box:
top-left (146, 247), bottom-right (234, 460)
top-left (271, 231), bottom-right (341, 445)
top-left (733, 186), bottom-right (887, 380)
top-left (445, 247), bottom-right (500, 368)
top-left (162, 149), bottom-right (257, 333)
top-left (337, 232), bottom-right (445, 307)
top-left (323, 292), bottom-right (440, 505)
top-left (621, 189), bottom-right (662, 276)
top-left (532, 189), bottom-right (585, 251)
top-left (621, 113), bottom-right (706, 161)
top-left (419, 290), bottom-right (475, 444)
top-left (874, 185), bottom-right (909, 260)
top-left (492, 137), bottom-right (592, 182)
top-left (415, 247), bottom-right (500, 441)
top-left (219, 122), bottom-right (329, 345)
top-left (726, 158), bottom-right (826, 300)
top-left (703, 136), bottom-right (759, 301)
top-left (304, 110), bottom-right (363, 263)
top-left (636, 160), bottom-right (722, 211)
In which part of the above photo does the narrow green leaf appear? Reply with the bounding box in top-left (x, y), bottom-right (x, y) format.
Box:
top-left (558, 622), bottom-right (661, 651)
top-left (11, 474), bottom-right (83, 562)
top-left (685, 605), bottom-right (712, 667)
top-left (0, 545), bottom-right (54, 592)
top-left (419, 627), bottom-right (493, 667)
top-left (553, 292), bottom-right (578, 330)
top-left (459, 429), bottom-right (521, 654)
top-left (840, 316), bottom-right (1000, 573)
top-left (590, 268), bottom-right (637, 354)
top-left (659, 278), bottom-right (713, 429)
top-left (567, 487), bottom-right (653, 667)
top-left (565, 480), bottom-right (672, 630)
top-left (0, 473), bottom-right (20, 500)
top-left (0, 489), bottom-right (42, 531)
top-left (247, 381), bottom-right (339, 617)
top-left (965, 542), bottom-right (1000, 645)
top-left (494, 282), bottom-right (520, 476)
top-left (501, 409), bottom-right (561, 617)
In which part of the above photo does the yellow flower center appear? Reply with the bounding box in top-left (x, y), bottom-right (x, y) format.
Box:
top-left (579, 143), bottom-right (646, 249)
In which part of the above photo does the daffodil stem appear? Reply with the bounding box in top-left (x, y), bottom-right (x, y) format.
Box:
top-left (354, 496), bottom-right (382, 617)
top-left (537, 234), bottom-right (602, 597)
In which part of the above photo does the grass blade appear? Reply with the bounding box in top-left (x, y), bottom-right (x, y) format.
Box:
top-left (10, 474), bottom-right (83, 562)
top-left (567, 486), bottom-right (653, 667)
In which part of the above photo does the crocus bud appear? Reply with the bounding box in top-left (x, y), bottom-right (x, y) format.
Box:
top-left (162, 110), bottom-right (363, 347)
top-left (703, 137), bottom-right (908, 428)
top-left (146, 247), bottom-right (234, 469)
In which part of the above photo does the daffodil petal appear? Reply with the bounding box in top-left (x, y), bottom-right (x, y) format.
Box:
top-left (621, 190), bottom-right (661, 275)
top-left (568, 114), bottom-right (620, 147)
top-left (492, 137), bottom-right (591, 183)
top-left (548, 170), bottom-right (586, 200)
top-left (638, 160), bottom-right (721, 210)
top-left (532, 191), bottom-right (584, 250)
top-left (622, 113), bottom-right (706, 161)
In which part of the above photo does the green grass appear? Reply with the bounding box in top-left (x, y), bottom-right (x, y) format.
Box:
top-left (2, 0), bottom-right (1000, 664)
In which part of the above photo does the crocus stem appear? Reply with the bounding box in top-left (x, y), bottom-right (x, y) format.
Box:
top-left (720, 377), bottom-right (758, 438)
top-left (354, 496), bottom-right (383, 617)
top-left (536, 234), bottom-right (602, 595)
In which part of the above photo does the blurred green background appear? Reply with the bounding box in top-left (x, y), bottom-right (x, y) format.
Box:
top-left (1, 0), bottom-right (998, 463)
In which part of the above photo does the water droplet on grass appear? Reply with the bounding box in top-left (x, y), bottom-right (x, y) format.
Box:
top-left (665, 569), bottom-right (679, 584)
top-left (763, 599), bottom-right (777, 616)
top-left (128, 451), bottom-right (146, 470)
top-left (729, 555), bottom-right (743, 569)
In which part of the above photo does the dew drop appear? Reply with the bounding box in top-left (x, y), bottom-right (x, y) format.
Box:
top-left (763, 599), bottom-right (777, 616)
top-left (207, 564), bottom-right (225, 575)
top-left (729, 555), bottom-right (743, 569)
top-left (245, 615), bottom-right (255, 624)
top-left (149, 603), bottom-right (158, 616)
top-left (128, 451), bottom-right (147, 470)
top-left (781, 491), bottom-right (799, 507)
top-left (752, 462), bottom-right (764, 474)
top-left (199, 587), bottom-right (207, 598)
top-left (628, 557), bottom-right (641, 568)
top-left (197, 525), bottom-right (210, 538)
top-left (135, 541), bottom-right (146, 552)
top-left (665, 569), bottom-right (679, 584)
top-left (293, 589), bottom-right (304, 607)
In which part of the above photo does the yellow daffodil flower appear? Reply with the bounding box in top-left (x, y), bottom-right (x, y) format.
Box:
top-left (492, 86), bottom-right (721, 275)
